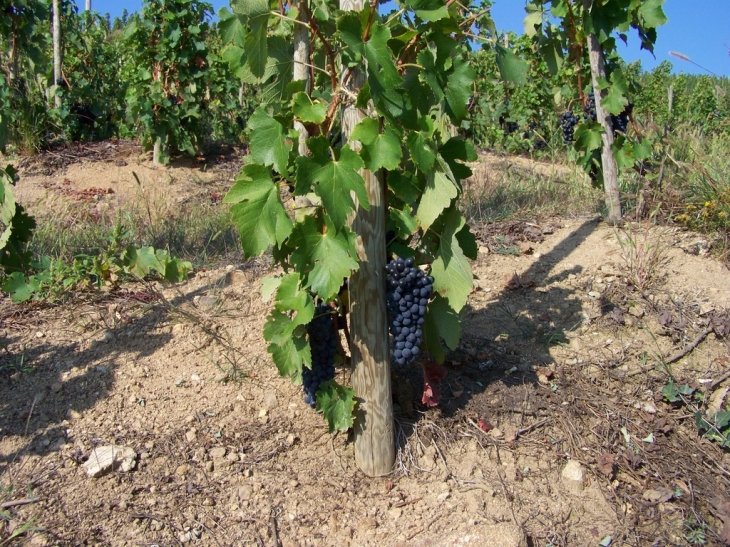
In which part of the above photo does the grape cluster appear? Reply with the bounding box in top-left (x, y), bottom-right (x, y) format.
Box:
top-left (385, 257), bottom-right (433, 366)
top-left (610, 103), bottom-right (632, 134)
top-left (583, 91), bottom-right (597, 123)
top-left (560, 111), bottom-right (580, 145)
top-left (302, 303), bottom-right (337, 407)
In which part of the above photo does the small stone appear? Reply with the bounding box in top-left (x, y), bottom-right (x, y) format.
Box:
top-left (258, 408), bottom-right (268, 418)
top-left (357, 517), bottom-right (377, 531)
top-left (82, 445), bottom-right (137, 477)
top-left (561, 460), bottom-right (585, 494)
top-left (50, 382), bottom-right (63, 393)
top-left (286, 434), bottom-right (296, 446)
top-left (202, 497), bottom-right (215, 506)
top-left (209, 447), bottom-right (226, 459)
top-left (489, 428), bottom-right (503, 439)
top-left (588, 291), bottom-right (601, 299)
top-left (176, 464), bottom-right (191, 476)
top-left (225, 270), bottom-right (247, 286)
top-left (197, 296), bottom-right (218, 310)
top-left (185, 429), bottom-right (197, 442)
top-left (214, 372), bottom-right (229, 383)
top-left (35, 331), bottom-right (45, 338)
top-left (102, 331), bottom-right (114, 343)
top-left (628, 306), bottom-right (645, 318)
top-left (289, 479), bottom-right (299, 488)
top-left (226, 452), bottom-right (240, 462)
top-left (237, 485), bottom-right (253, 501)
top-left (190, 374), bottom-right (201, 382)
top-left (205, 461), bottom-right (214, 472)
top-left (478, 246), bottom-right (490, 255)
top-left (263, 392), bottom-right (278, 410)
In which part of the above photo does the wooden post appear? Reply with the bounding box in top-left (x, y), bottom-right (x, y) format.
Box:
top-left (292, 0), bottom-right (314, 210)
top-left (584, 2), bottom-right (621, 224)
top-left (52, 0), bottom-right (62, 108)
top-left (85, 0), bottom-right (91, 11)
top-left (340, 0), bottom-right (394, 476)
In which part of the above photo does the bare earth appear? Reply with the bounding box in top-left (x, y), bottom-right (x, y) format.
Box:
top-left (1, 145), bottom-right (730, 547)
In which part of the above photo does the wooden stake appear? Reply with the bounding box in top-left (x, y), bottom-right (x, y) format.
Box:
top-left (584, 1), bottom-right (621, 224)
top-left (340, 0), bottom-right (395, 477)
top-left (52, 0), bottom-right (62, 108)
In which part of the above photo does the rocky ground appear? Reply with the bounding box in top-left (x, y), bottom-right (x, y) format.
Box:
top-left (1, 144), bottom-right (729, 546)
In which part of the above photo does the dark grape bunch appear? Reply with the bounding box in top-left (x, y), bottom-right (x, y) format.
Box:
top-left (560, 111), bottom-right (580, 145)
top-left (583, 91), bottom-right (597, 123)
top-left (610, 103), bottom-right (632, 134)
top-left (302, 303), bottom-right (337, 407)
top-left (385, 257), bottom-right (433, 366)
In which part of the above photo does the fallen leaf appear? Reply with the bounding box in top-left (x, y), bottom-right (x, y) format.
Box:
top-left (642, 486), bottom-right (674, 504)
top-left (421, 360), bottom-right (447, 407)
top-left (504, 273), bottom-right (521, 290)
top-left (596, 453), bottom-right (616, 477)
top-left (520, 242), bottom-right (534, 255)
top-left (538, 312), bottom-right (552, 322)
top-left (477, 419), bottom-right (493, 432)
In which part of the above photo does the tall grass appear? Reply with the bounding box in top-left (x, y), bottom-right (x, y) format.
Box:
top-left (30, 197), bottom-right (241, 269)
top-left (461, 155), bottom-right (604, 224)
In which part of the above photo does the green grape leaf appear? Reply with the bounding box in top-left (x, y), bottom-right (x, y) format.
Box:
top-left (456, 223), bottom-right (478, 260)
top-left (523, 2), bottom-right (544, 36)
top-left (495, 43), bottom-right (528, 86)
top-left (292, 92), bottom-right (327, 124)
top-left (316, 380), bottom-right (357, 433)
top-left (260, 275), bottom-right (282, 303)
top-left (224, 164), bottom-right (293, 257)
top-left (404, 0), bottom-right (450, 22)
top-left (390, 204), bottom-right (419, 237)
top-left (431, 207), bottom-right (473, 312)
top-left (427, 294), bottom-right (461, 349)
top-left (638, 0), bottom-right (668, 28)
top-left (574, 122), bottom-right (603, 152)
top-left (290, 217), bottom-right (359, 301)
top-left (351, 118), bottom-right (402, 171)
top-left (445, 57), bottom-right (475, 121)
top-left (274, 272), bottom-right (314, 314)
top-left (406, 131), bottom-right (436, 172)
top-left (633, 138), bottom-right (652, 161)
top-left (338, 15), bottom-right (402, 88)
top-left (297, 146), bottom-right (370, 228)
top-left (417, 167), bottom-right (457, 232)
top-left (247, 108), bottom-right (292, 175)
top-left (601, 72), bottom-right (629, 116)
top-left (268, 331), bottom-right (309, 383)
top-left (121, 246), bottom-right (160, 278)
top-left (3, 272), bottom-right (39, 303)
top-left (387, 171), bottom-right (422, 205)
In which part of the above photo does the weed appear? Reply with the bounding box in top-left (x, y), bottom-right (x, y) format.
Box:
top-left (683, 515), bottom-right (708, 545)
top-left (615, 222), bottom-right (669, 292)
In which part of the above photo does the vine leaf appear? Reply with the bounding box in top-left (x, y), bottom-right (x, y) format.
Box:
top-left (292, 92), bottom-right (327, 124)
top-left (431, 207), bottom-right (473, 312)
top-left (350, 118), bottom-right (402, 171)
top-left (296, 144), bottom-right (370, 228)
top-left (638, 0), bottom-right (668, 29)
top-left (247, 108), bottom-right (292, 175)
top-left (224, 163), bottom-right (292, 257)
top-left (601, 72), bottom-right (629, 115)
top-left (424, 294), bottom-right (461, 363)
top-left (406, 131), bottom-right (436, 172)
top-left (417, 167), bottom-right (457, 232)
top-left (495, 43), bottom-right (528, 86)
top-left (574, 122), bottom-right (603, 152)
top-left (263, 275), bottom-right (314, 381)
top-left (338, 16), bottom-right (402, 89)
top-left (445, 57), bottom-right (476, 121)
top-left (405, 0), bottom-right (450, 22)
top-left (289, 217), bottom-right (360, 301)
top-left (316, 381), bottom-right (357, 433)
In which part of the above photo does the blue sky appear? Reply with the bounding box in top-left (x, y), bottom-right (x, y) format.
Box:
top-left (81, 0), bottom-right (729, 77)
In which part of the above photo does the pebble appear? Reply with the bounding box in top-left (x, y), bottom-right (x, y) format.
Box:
top-left (561, 460), bottom-right (585, 494)
top-left (263, 392), bottom-right (278, 410)
top-left (50, 382), bottom-right (63, 393)
top-left (209, 447), bottom-right (226, 459)
top-left (185, 429), bottom-right (197, 442)
top-left (175, 464), bottom-right (191, 476)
